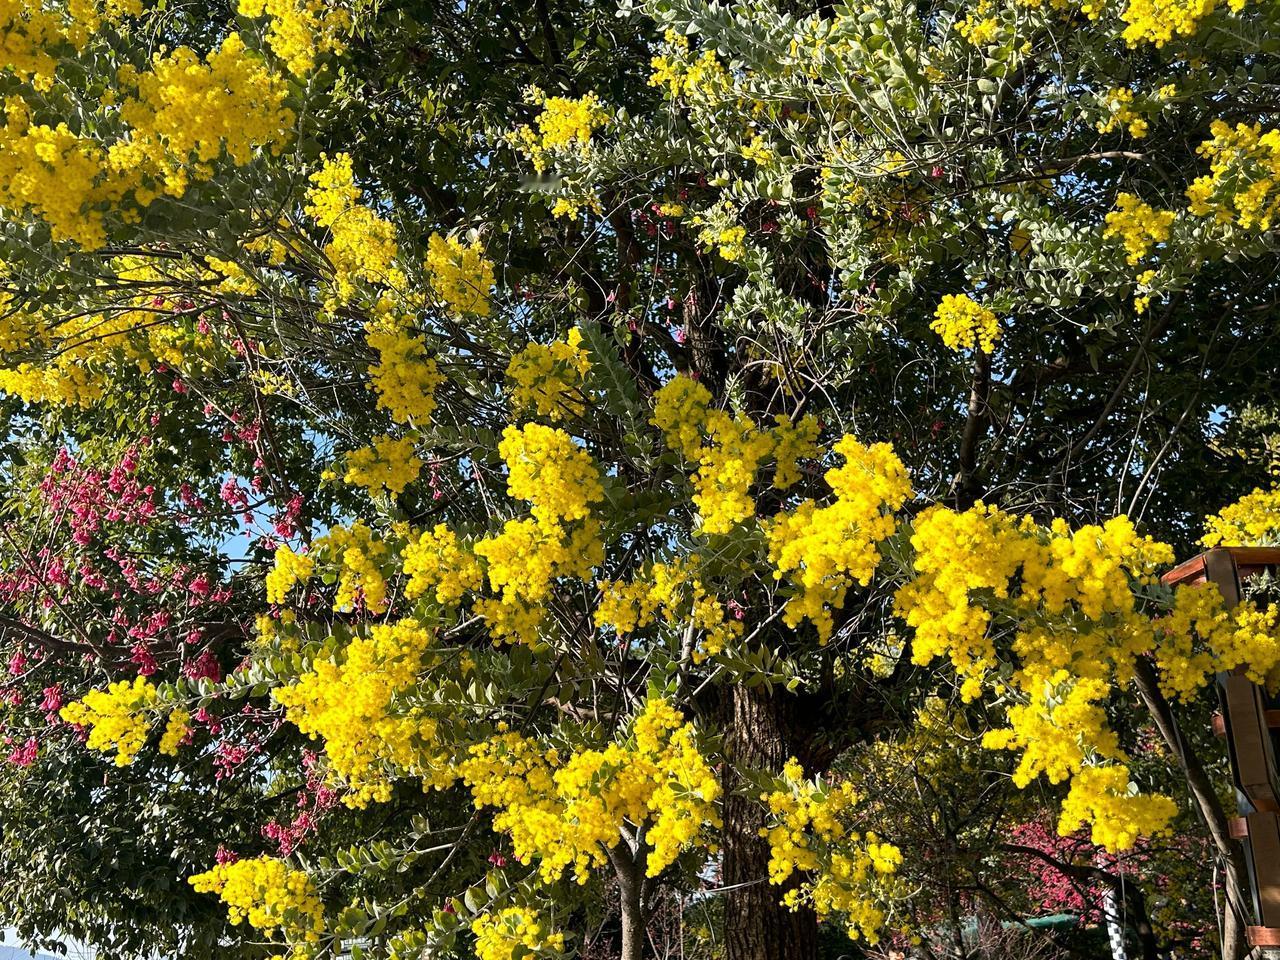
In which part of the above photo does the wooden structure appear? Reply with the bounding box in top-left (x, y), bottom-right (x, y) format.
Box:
top-left (1162, 547), bottom-right (1280, 950)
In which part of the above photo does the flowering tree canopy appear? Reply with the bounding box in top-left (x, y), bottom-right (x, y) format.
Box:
top-left (1, 1), bottom-right (1280, 959)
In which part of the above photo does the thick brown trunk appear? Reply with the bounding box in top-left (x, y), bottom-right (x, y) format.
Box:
top-left (722, 683), bottom-right (820, 960)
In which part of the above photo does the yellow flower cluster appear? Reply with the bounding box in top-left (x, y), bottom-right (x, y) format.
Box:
top-left (513, 88), bottom-right (609, 173)
top-left (344, 434), bottom-right (423, 496)
top-left (425, 233), bottom-right (495, 317)
top-left (60, 676), bottom-right (157, 766)
top-left (1202, 486), bottom-right (1280, 546)
top-left (505, 329), bottom-right (591, 421)
top-left (770, 414), bottom-right (821, 490)
top-left (450, 424), bottom-right (606, 643)
top-left (760, 759), bottom-right (901, 943)
top-left (498, 423), bottom-right (603, 526)
top-left (1096, 88), bottom-right (1149, 138)
top-left (0, 0), bottom-right (139, 89)
top-left (266, 544), bottom-right (314, 604)
top-left (458, 697), bottom-right (721, 884)
top-left (690, 202), bottom-right (749, 262)
top-left (317, 522), bottom-right (392, 613)
top-left (930, 294), bottom-right (1001, 353)
top-left (305, 153), bottom-right (403, 301)
top-left (1186, 121), bottom-right (1280, 231)
top-left (0, 16), bottom-right (294, 249)
top-left (596, 558), bottom-right (744, 660)
top-left (237, 0), bottom-right (350, 76)
top-left (1119, 0), bottom-right (1246, 46)
top-left (890, 504), bottom-right (1276, 850)
top-left (188, 856), bottom-right (325, 942)
top-left (159, 708), bottom-right (191, 756)
top-left (651, 377), bottom-right (821, 536)
top-left (274, 620), bottom-right (442, 807)
top-left (471, 907), bottom-right (565, 960)
top-left (769, 437), bottom-right (912, 642)
top-left (1103, 194), bottom-right (1176, 264)
top-left (0, 97), bottom-right (117, 249)
top-left (119, 35), bottom-right (294, 187)
top-left (649, 30), bottom-right (731, 101)
top-left (1057, 765), bottom-right (1178, 851)
top-left (403, 523), bottom-right (484, 607)
top-left (1151, 584), bottom-right (1280, 698)
top-left (366, 324), bottom-right (445, 425)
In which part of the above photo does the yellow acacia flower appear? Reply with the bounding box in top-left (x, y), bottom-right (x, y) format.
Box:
top-left (305, 153), bottom-right (403, 301)
top-left (1202, 486), bottom-right (1280, 546)
top-left (425, 233), bottom-right (495, 317)
top-left (59, 676), bottom-right (157, 766)
top-left (366, 324), bottom-right (445, 425)
top-left (505, 329), bottom-right (591, 421)
top-left (266, 544), bottom-right (314, 604)
top-left (274, 619), bottom-right (442, 807)
top-left (1103, 193), bottom-right (1175, 264)
top-left (344, 434), bottom-right (423, 496)
top-left (1056, 765), bottom-right (1177, 852)
top-left (759, 760), bottom-right (900, 943)
top-left (471, 907), bottom-right (566, 960)
top-left (769, 437), bottom-right (912, 642)
top-left (930, 294), bottom-right (1001, 353)
top-left (237, 0), bottom-right (351, 77)
top-left (512, 89), bottom-right (610, 173)
top-left (189, 856), bottom-right (325, 941)
top-left (1186, 121), bottom-right (1280, 231)
top-left (458, 697), bottom-right (720, 885)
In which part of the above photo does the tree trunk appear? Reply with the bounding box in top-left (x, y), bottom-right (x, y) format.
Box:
top-left (721, 683), bottom-right (820, 960)
top-left (608, 834), bottom-right (649, 960)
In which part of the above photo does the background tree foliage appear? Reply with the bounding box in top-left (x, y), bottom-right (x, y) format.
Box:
top-left (0, 0), bottom-right (1278, 958)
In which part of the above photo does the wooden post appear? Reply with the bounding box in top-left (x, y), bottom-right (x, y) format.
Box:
top-left (1163, 547), bottom-right (1280, 951)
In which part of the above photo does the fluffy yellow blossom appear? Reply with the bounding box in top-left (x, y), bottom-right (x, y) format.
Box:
top-left (274, 620), bottom-right (442, 807)
top-left (366, 325), bottom-right (445, 425)
top-left (930, 294), bottom-right (1001, 353)
top-left (498, 423), bottom-right (604, 526)
top-left (305, 153), bottom-right (403, 300)
top-left (344, 434), bottom-right (423, 496)
top-left (513, 89), bottom-right (610, 172)
top-left (425, 233), bottom-right (495, 317)
top-left (458, 697), bottom-right (721, 884)
top-left (1057, 765), bottom-right (1178, 852)
top-left (649, 31), bottom-right (730, 100)
top-left (760, 761), bottom-right (900, 943)
top-left (770, 414), bottom-right (821, 490)
top-left (1119, 0), bottom-right (1247, 47)
top-left (403, 523), bottom-right (484, 606)
top-left (471, 907), bottom-right (566, 960)
top-left (59, 676), bottom-right (157, 766)
top-left (312, 522), bottom-right (392, 613)
top-left (159, 708), bottom-right (191, 755)
top-left (1096, 88), bottom-right (1149, 138)
top-left (266, 544), bottom-right (314, 604)
top-left (505, 329), bottom-right (591, 420)
top-left (189, 856), bottom-right (325, 941)
top-left (1103, 194), bottom-right (1176, 264)
top-left (769, 438), bottom-right (912, 642)
top-left (651, 376), bottom-right (714, 458)
top-left (596, 559), bottom-right (744, 660)
top-left (1186, 121), bottom-right (1280, 231)
top-left (237, 0), bottom-right (350, 76)
top-left (1202, 486), bottom-right (1280, 546)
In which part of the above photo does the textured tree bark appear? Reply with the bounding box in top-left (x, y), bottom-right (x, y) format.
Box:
top-left (721, 683), bottom-right (820, 960)
top-left (608, 832), bottom-right (650, 960)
